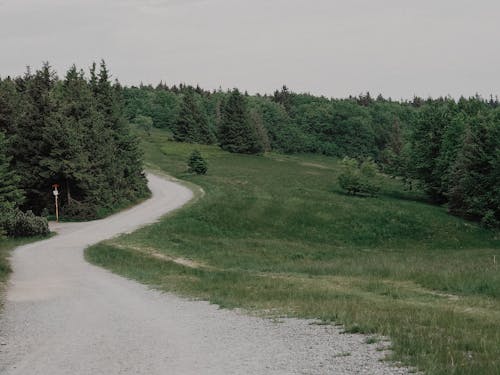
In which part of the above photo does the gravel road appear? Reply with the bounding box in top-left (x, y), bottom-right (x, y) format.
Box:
top-left (0, 173), bottom-right (409, 374)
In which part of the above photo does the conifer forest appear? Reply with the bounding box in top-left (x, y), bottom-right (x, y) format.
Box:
top-left (1, 62), bottom-right (500, 236)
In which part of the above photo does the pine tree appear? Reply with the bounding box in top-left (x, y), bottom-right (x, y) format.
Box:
top-left (187, 150), bottom-right (208, 175)
top-left (218, 89), bottom-right (262, 154)
top-left (174, 90), bottom-right (199, 143)
top-left (448, 116), bottom-right (500, 226)
top-left (0, 78), bottom-right (22, 137)
top-left (174, 90), bottom-right (213, 144)
top-left (249, 109), bottom-right (270, 152)
top-left (0, 131), bottom-right (23, 212)
top-left (272, 85), bottom-right (292, 112)
top-left (410, 101), bottom-right (456, 203)
top-left (92, 61), bottom-right (148, 205)
top-left (40, 65), bottom-right (102, 214)
top-left (193, 96), bottom-right (214, 145)
top-left (10, 63), bottom-right (58, 212)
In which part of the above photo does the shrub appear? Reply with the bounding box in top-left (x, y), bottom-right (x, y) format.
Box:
top-left (481, 210), bottom-right (499, 228)
top-left (3, 209), bottom-right (50, 237)
top-left (338, 157), bottom-right (380, 196)
top-left (60, 202), bottom-right (99, 220)
top-left (187, 150), bottom-right (208, 175)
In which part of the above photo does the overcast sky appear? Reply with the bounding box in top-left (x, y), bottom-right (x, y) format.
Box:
top-left (1, 0), bottom-right (499, 99)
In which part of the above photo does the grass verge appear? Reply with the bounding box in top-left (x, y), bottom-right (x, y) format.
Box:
top-left (86, 129), bottom-right (500, 374)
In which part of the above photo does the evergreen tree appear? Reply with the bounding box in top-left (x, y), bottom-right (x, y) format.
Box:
top-left (93, 61), bottom-right (148, 205)
top-left (187, 150), bottom-right (208, 175)
top-left (174, 90), bottom-right (199, 143)
top-left (248, 109), bottom-right (271, 152)
top-left (0, 131), bottom-right (23, 212)
top-left (0, 78), bottom-right (22, 137)
top-left (410, 101), bottom-right (456, 203)
top-left (272, 85), bottom-right (292, 112)
top-left (0, 62), bottom-right (149, 219)
top-left (174, 90), bottom-right (213, 144)
top-left (218, 89), bottom-right (262, 154)
top-left (193, 96), bottom-right (214, 144)
top-left (10, 63), bottom-right (58, 212)
top-left (448, 116), bottom-right (500, 226)
top-left (41, 66), bottom-right (102, 214)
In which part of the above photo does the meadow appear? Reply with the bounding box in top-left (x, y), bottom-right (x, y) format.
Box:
top-left (87, 129), bottom-right (500, 375)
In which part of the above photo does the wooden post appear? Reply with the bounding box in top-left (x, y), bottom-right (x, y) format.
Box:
top-left (52, 184), bottom-right (60, 223)
top-left (55, 194), bottom-right (59, 222)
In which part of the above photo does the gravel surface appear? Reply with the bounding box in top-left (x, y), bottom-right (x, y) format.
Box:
top-left (0, 173), bottom-right (409, 374)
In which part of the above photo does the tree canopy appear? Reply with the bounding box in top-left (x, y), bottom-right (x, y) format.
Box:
top-left (0, 62), bottom-right (149, 221)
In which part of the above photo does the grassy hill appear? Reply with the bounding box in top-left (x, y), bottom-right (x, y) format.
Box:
top-left (87, 129), bottom-right (500, 375)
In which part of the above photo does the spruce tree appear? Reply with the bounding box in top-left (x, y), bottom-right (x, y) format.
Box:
top-left (0, 78), bottom-right (22, 137)
top-left (174, 90), bottom-right (213, 144)
top-left (0, 131), bottom-right (23, 212)
top-left (193, 97), bottom-right (213, 145)
top-left (448, 116), bottom-right (500, 226)
top-left (0, 62), bottom-right (148, 219)
top-left (410, 101), bottom-right (456, 203)
top-left (174, 90), bottom-right (199, 143)
top-left (93, 61), bottom-right (148, 205)
top-left (218, 89), bottom-right (262, 154)
top-left (10, 63), bottom-right (58, 212)
top-left (40, 66), bottom-right (101, 214)
top-left (187, 150), bottom-right (208, 175)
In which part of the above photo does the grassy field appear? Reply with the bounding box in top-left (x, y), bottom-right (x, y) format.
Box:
top-left (87, 129), bottom-right (500, 375)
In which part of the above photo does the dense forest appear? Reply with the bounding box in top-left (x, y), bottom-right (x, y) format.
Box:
top-left (1, 62), bottom-right (499, 235)
top-left (0, 62), bottom-right (149, 236)
top-left (123, 83), bottom-right (500, 228)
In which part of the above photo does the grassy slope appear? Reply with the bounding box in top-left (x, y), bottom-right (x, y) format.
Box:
top-left (87, 129), bottom-right (500, 375)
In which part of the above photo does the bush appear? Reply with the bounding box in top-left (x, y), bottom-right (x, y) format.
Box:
top-left (187, 150), bottom-right (208, 175)
top-left (2, 209), bottom-right (50, 237)
top-left (481, 210), bottom-right (499, 229)
top-left (60, 202), bottom-right (99, 220)
top-left (338, 157), bottom-right (380, 196)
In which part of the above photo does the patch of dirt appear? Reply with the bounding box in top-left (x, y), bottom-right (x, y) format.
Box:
top-left (111, 243), bottom-right (211, 270)
top-left (300, 162), bottom-right (330, 170)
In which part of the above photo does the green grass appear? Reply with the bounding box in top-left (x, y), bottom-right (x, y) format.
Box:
top-left (87, 128), bottom-right (500, 374)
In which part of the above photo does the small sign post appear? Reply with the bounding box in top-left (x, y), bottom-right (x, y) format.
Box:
top-left (52, 184), bottom-right (60, 222)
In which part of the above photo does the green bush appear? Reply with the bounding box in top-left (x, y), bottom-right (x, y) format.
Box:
top-left (338, 157), bottom-right (380, 196)
top-left (60, 202), bottom-right (99, 220)
top-left (3, 209), bottom-right (50, 237)
top-left (187, 150), bottom-right (208, 175)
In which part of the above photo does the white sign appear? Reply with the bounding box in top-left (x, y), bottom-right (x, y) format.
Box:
top-left (53, 188), bottom-right (59, 197)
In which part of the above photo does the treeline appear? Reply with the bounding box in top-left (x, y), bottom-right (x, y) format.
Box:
top-left (0, 62), bottom-right (149, 231)
top-left (406, 98), bottom-right (500, 227)
top-left (124, 85), bottom-right (413, 157)
top-left (123, 84), bottom-right (500, 227)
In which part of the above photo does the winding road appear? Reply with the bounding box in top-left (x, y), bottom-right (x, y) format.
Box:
top-left (0, 173), bottom-right (408, 374)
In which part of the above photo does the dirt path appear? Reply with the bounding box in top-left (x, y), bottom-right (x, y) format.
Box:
top-left (0, 173), bottom-right (408, 374)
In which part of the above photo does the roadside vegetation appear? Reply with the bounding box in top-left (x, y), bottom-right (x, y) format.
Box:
top-left (87, 131), bottom-right (500, 375)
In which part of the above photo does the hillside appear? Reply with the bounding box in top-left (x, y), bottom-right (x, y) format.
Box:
top-left (87, 129), bottom-right (500, 375)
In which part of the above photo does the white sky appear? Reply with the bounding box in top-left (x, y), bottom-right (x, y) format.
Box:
top-left (1, 0), bottom-right (499, 99)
